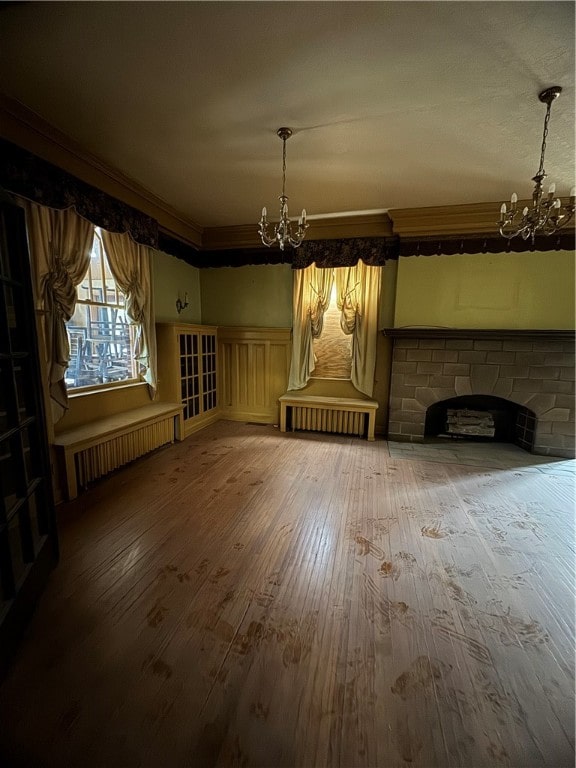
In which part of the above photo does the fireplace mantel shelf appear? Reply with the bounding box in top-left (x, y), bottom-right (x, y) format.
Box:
top-left (382, 328), bottom-right (575, 340)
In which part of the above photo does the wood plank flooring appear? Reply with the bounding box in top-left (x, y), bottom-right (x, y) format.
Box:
top-left (0, 421), bottom-right (574, 768)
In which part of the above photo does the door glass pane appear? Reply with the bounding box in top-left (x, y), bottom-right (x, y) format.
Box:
top-left (0, 531), bottom-right (14, 599)
top-left (0, 362), bottom-right (10, 434)
top-left (4, 285), bottom-right (30, 354)
top-left (28, 491), bottom-right (45, 554)
top-left (8, 515), bottom-right (26, 589)
top-left (0, 232), bottom-right (10, 279)
top-left (21, 427), bottom-right (38, 486)
top-left (4, 284), bottom-right (21, 351)
top-left (0, 436), bottom-right (18, 513)
top-left (14, 362), bottom-right (35, 423)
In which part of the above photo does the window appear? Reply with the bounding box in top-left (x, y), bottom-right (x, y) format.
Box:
top-left (65, 229), bottom-right (142, 390)
top-left (311, 282), bottom-right (352, 380)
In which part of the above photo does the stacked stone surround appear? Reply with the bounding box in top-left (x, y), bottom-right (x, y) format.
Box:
top-left (388, 334), bottom-right (575, 458)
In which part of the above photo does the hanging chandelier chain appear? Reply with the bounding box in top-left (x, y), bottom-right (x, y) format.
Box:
top-left (537, 100), bottom-right (552, 177)
top-left (282, 136), bottom-right (287, 199)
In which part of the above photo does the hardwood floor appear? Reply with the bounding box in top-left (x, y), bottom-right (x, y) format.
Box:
top-left (0, 421), bottom-right (574, 768)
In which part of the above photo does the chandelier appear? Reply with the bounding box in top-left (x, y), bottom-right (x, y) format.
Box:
top-left (499, 86), bottom-right (575, 243)
top-left (258, 127), bottom-right (309, 250)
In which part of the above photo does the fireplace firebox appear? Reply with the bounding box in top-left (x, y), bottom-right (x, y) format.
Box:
top-left (424, 395), bottom-right (536, 451)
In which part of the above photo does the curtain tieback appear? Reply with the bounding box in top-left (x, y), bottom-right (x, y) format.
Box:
top-left (125, 277), bottom-right (139, 295)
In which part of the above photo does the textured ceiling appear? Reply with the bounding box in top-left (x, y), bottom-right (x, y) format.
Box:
top-left (0, 1), bottom-right (574, 228)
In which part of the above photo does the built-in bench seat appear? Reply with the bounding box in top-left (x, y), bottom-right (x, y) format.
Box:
top-left (279, 393), bottom-right (377, 441)
top-left (53, 402), bottom-right (183, 500)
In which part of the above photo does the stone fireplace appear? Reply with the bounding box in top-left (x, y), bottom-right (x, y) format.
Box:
top-left (384, 329), bottom-right (575, 459)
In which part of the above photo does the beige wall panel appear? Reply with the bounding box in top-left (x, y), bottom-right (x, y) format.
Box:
top-left (55, 383), bottom-right (152, 434)
top-left (218, 328), bottom-right (291, 423)
top-left (220, 343), bottom-right (233, 407)
top-left (253, 344), bottom-right (267, 406)
top-left (236, 344), bottom-right (250, 406)
top-left (270, 342), bottom-right (292, 417)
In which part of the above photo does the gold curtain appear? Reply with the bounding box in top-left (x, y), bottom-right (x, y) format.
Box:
top-left (287, 265), bottom-right (334, 390)
top-left (24, 201), bottom-right (94, 422)
top-left (100, 230), bottom-right (157, 396)
top-left (334, 262), bottom-right (382, 397)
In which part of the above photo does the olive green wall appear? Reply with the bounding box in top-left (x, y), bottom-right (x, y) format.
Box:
top-left (153, 250), bottom-right (201, 324)
top-left (200, 264), bottom-right (293, 327)
top-left (379, 260), bottom-right (398, 328)
top-left (394, 250), bottom-right (575, 329)
top-left (200, 261), bottom-right (398, 329)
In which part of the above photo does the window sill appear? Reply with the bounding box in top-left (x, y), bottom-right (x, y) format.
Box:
top-left (68, 380), bottom-right (147, 400)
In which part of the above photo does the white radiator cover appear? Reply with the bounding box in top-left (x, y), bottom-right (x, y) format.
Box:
top-left (75, 418), bottom-right (175, 488)
top-left (292, 406), bottom-right (365, 437)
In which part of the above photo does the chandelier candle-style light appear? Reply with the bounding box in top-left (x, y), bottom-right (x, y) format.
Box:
top-left (499, 86), bottom-right (575, 243)
top-left (259, 127), bottom-right (309, 250)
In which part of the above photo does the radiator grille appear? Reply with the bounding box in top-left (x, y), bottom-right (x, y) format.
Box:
top-left (292, 406), bottom-right (365, 437)
top-left (75, 418), bottom-right (175, 489)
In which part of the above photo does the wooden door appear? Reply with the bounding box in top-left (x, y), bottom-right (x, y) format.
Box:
top-left (0, 194), bottom-right (58, 679)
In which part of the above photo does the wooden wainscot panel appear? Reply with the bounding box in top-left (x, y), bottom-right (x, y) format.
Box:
top-left (218, 327), bottom-right (291, 424)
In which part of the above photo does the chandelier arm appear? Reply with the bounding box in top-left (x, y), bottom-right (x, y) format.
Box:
top-left (258, 221), bottom-right (276, 248)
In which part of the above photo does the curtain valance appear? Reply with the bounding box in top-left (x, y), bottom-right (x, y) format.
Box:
top-left (292, 237), bottom-right (400, 269)
top-left (0, 139), bottom-right (158, 248)
top-left (397, 232), bottom-right (575, 256)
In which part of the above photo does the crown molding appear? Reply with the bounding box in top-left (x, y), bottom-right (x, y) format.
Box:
top-left (390, 202), bottom-right (513, 237)
top-left (0, 93), bottom-right (203, 247)
top-left (389, 202), bottom-right (501, 236)
top-left (202, 212), bottom-right (394, 250)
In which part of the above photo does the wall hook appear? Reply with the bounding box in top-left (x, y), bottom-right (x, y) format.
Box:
top-left (176, 292), bottom-right (189, 314)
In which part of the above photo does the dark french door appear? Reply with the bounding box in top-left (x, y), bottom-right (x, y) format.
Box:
top-left (0, 193), bottom-right (58, 678)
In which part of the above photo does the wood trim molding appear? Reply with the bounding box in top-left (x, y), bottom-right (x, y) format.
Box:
top-left (389, 202), bottom-right (575, 237)
top-left (202, 213), bottom-right (394, 250)
top-left (218, 327), bottom-right (292, 342)
top-left (0, 94), bottom-right (203, 247)
top-left (201, 224), bottom-right (269, 250)
top-left (382, 328), bottom-right (576, 340)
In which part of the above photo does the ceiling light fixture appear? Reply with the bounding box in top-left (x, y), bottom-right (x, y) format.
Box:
top-left (499, 86), bottom-right (575, 243)
top-left (259, 128), bottom-right (309, 250)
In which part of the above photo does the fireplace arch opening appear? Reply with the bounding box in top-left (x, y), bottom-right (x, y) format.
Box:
top-left (424, 395), bottom-right (536, 452)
